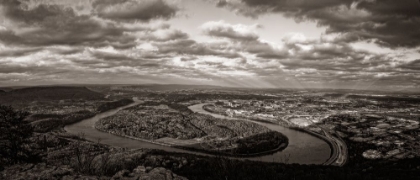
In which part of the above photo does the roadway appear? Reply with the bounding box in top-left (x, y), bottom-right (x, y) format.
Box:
top-left (321, 129), bottom-right (347, 166)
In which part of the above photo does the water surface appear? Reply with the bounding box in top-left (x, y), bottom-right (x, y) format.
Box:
top-left (65, 100), bottom-right (331, 164)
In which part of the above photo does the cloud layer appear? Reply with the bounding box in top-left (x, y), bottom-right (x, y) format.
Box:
top-left (93, 0), bottom-right (178, 22)
top-left (0, 0), bottom-right (419, 91)
top-left (215, 0), bottom-right (420, 48)
top-left (201, 20), bottom-right (261, 41)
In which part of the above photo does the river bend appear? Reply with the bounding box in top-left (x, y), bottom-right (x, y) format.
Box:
top-left (65, 100), bottom-right (331, 164)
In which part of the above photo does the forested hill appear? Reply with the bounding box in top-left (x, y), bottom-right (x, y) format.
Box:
top-left (0, 86), bottom-right (105, 105)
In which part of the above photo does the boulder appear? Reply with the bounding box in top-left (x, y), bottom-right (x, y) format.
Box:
top-left (138, 167), bottom-right (187, 180)
top-left (110, 166), bottom-right (188, 180)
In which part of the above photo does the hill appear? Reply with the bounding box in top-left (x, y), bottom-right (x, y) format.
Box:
top-left (112, 84), bottom-right (228, 91)
top-left (347, 94), bottom-right (420, 104)
top-left (0, 86), bottom-right (105, 105)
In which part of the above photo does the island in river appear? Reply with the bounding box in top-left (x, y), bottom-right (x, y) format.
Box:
top-left (95, 102), bottom-right (288, 156)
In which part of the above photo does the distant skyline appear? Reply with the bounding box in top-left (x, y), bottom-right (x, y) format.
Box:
top-left (0, 0), bottom-right (419, 91)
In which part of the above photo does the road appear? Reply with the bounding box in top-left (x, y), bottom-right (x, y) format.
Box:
top-left (321, 129), bottom-right (348, 166)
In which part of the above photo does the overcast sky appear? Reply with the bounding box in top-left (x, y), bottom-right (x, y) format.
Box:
top-left (0, 0), bottom-right (419, 91)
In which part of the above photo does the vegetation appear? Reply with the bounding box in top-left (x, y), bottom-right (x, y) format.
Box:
top-left (96, 98), bottom-right (134, 112)
top-left (178, 131), bottom-right (288, 157)
top-left (0, 86), bottom-right (104, 105)
top-left (31, 110), bottom-right (96, 132)
top-left (4, 87), bottom-right (138, 133)
top-left (202, 104), bottom-right (227, 115)
top-left (168, 153), bottom-right (420, 180)
top-left (96, 103), bottom-right (287, 156)
top-left (235, 131), bottom-right (287, 155)
top-left (0, 105), bottom-right (34, 166)
top-left (141, 101), bottom-right (194, 114)
top-left (1, 85), bottom-right (420, 179)
top-left (160, 93), bottom-right (283, 103)
top-left (347, 95), bottom-right (420, 104)
top-left (323, 93), bottom-right (345, 98)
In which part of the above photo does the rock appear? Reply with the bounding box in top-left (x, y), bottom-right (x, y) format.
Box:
top-left (112, 169), bottom-right (131, 179)
top-left (2, 158), bottom-right (186, 180)
top-left (62, 175), bottom-right (100, 180)
top-left (1, 163), bottom-right (97, 180)
top-left (138, 167), bottom-right (188, 180)
top-left (51, 167), bottom-right (73, 177)
top-left (132, 166), bottom-right (146, 174)
top-left (145, 166), bottom-right (153, 172)
top-left (102, 166), bottom-right (188, 180)
top-left (181, 159), bottom-right (188, 166)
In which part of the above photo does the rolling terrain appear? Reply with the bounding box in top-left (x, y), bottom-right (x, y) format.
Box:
top-left (0, 86), bottom-right (105, 105)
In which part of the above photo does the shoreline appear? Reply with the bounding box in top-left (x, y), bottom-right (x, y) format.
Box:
top-left (174, 140), bottom-right (289, 158)
top-left (199, 103), bottom-right (344, 166)
top-left (94, 127), bottom-right (174, 147)
top-left (95, 125), bottom-right (289, 158)
top-left (65, 100), bottom-right (334, 165)
top-left (94, 126), bottom-right (289, 157)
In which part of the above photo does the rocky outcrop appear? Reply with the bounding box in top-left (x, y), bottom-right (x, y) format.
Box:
top-left (111, 166), bottom-right (187, 180)
top-left (1, 163), bottom-right (77, 180)
top-left (2, 164), bottom-right (187, 180)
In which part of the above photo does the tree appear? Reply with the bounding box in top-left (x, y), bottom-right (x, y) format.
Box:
top-left (0, 105), bottom-right (33, 165)
top-left (215, 101), bottom-right (224, 106)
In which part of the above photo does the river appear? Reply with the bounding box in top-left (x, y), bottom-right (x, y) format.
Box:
top-left (65, 99), bottom-right (331, 164)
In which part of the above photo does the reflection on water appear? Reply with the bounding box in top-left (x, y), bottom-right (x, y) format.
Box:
top-left (65, 100), bottom-right (330, 164)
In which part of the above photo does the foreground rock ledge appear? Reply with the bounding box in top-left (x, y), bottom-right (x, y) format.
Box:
top-left (2, 164), bottom-right (188, 180)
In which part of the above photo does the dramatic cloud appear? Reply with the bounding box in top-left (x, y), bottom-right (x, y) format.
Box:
top-left (0, 0), bottom-right (181, 48)
top-left (140, 28), bottom-right (189, 42)
top-left (198, 21), bottom-right (418, 88)
top-left (201, 20), bottom-right (261, 41)
top-left (153, 39), bottom-right (243, 59)
top-left (0, 0), bottom-right (418, 90)
top-left (93, 0), bottom-right (178, 22)
top-left (398, 59), bottom-right (420, 71)
top-left (0, 0), bottom-right (138, 48)
top-left (0, 47), bottom-right (43, 57)
top-left (215, 0), bottom-right (420, 48)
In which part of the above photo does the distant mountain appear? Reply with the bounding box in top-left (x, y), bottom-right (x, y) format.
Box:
top-left (0, 89), bottom-right (5, 94)
top-left (347, 94), bottom-right (420, 103)
top-left (323, 93), bottom-right (346, 98)
top-left (0, 86), bottom-right (105, 105)
top-left (121, 84), bottom-right (227, 91)
top-left (97, 84), bottom-right (230, 93)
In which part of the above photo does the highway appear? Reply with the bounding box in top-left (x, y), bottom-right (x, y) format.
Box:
top-left (321, 129), bottom-right (348, 166)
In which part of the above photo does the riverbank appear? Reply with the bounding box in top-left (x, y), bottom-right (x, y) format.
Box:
top-left (94, 126), bottom-right (173, 147)
top-left (66, 100), bottom-right (331, 164)
top-left (94, 102), bottom-right (289, 157)
top-left (290, 127), bottom-right (340, 165)
top-left (201, 105), bottom-right (346, 166)
top-left (192, 103), bottom-right (338, 165)
top-left (95, 123), bottom-right (289, 158)
top-left (174, 141), bottom-right (288, 158)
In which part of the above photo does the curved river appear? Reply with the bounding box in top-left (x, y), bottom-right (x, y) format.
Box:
top-left (65, 99), bottom-right (331, 164)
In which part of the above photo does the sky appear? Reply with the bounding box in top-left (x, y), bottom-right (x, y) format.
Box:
top-left (0, 0), bottom-right (420, 91)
